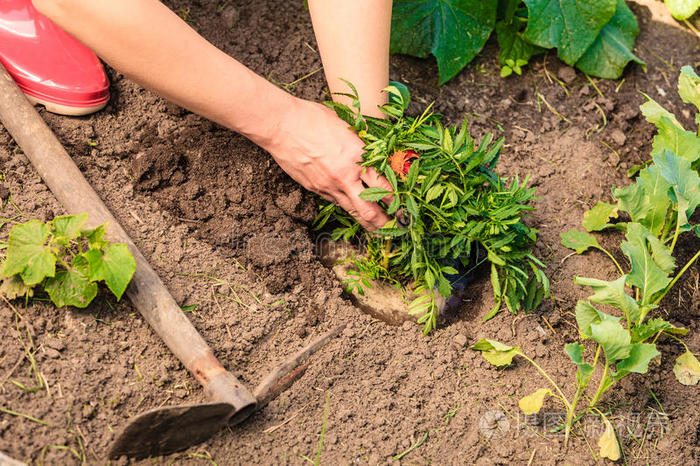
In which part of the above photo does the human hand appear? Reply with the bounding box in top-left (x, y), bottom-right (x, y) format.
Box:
top-left (259, 96), bottom-right (392, 230)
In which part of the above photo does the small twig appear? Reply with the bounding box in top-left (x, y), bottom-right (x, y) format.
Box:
top-left (683, 19), bottom-right (700, 38)
top-left (253, 324), bottom-right (345, 407)
top-left (263, 405), bottom-right (306, 434)
top-left (537, 92), bottom-right (572, 124)
top-left (541, 316), bottom-right (557, 336)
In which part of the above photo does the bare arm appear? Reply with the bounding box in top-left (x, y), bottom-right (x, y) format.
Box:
top-left (32, 0), bottom-right (392, 230)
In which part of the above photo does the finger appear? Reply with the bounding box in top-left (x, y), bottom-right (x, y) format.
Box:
top-left (360, 167), bottom-right (395, 206)
top-left (331, 192), bottom-right (376, 231)
top-left (346, 183), bottom-right (391, 231)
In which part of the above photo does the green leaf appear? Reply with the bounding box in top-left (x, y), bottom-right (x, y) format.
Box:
top-left (82, 225), bottom-right (108, 249)
top-left (616, 343), bottom-right (660, 376)
top-left (575, 0), bottom-right (644, 79)
top-left (654, 151), bottom-right (700, 219)
top-left (390, 0), bottom-right (498, 84)
top-left (522, 0), bottom-right (617, 65)
top-left (374, 227), bottom-right (408, 238)
top-left (590, 319), bottom-right (632, 362)
top-left (614, 164), bottom-right (671, 236)
top-left (678, 65), bottom-right (700, 111)
top-left (358, 187), bottom-right (392, 202)
top-left (561, 230), bottom-right (601, 254)
top-left (565, 342), bottom-right (595, 382)
top-left (621, 223), bottom-right (672, 304)
top-left (582, 201), bottom-right (618, 232)
top-left (518, 388), bottom-right (552, 415)
top-left (640, 96), bottom-right (682, 127)
top-left (470, 338), bottom-right (521, 366)
top-left (673, 350), bottom-right (700, 385)
top-left (575, 300), bottom-right (620, 339)
top-left (495, 20), bottom-right (545, 72)
top-left (632, 318), bottom-right (687, 342)
top-left (85, 243), bottom-right (136, 300)
top-left (2, 220), bottom-right (55, 286)
top-left (651, 116), bottom-right (700, 164)
top-left (51, 213), bottom-right (88, 246)
top-left (44, 254), bottom-right (98, 308)
top-left (386, 81), bottom-right (412, 109)
top-left (664, 0), bottom-right (700, 20)
top-left (574, 275), bottom-right (640, 324)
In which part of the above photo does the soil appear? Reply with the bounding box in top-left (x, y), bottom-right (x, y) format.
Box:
top-left (1, 1), bottom-right (699, 464)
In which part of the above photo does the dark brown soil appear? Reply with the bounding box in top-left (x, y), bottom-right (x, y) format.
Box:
top-left (1, 1), bottom-right (699, 464)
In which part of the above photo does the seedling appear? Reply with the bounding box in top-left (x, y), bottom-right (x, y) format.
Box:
top-left (316, 82), bottom-right (548, 333)
top-left (0, 213), bottom-right (136, 308)
top-left (473, 66), bottom-right (700, 460)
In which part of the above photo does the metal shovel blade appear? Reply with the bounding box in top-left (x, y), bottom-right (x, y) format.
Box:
top-left (108, 402), bottom-right (235, 459)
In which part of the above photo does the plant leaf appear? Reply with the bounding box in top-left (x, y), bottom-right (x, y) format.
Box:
top-left (590, 319), bottom-right (632, 363)
top-left (523, 0), bottom-right (617, 65)
top-left (390, 0), bottom-right (497, 84)
top-left (615, 164), bottom-right (672, 236)
top-left (598, 417), bottom-right (621, 461)
top-left (621, 223), bottom-right (672, 304)
top-left (495, 20), bottom-right (545, 72)
top-left (654, 150), bottom-right (700, 220)
top-left (0, 274), bottom-right (34, 300)
top-left (565, 343), bottom-right (595, 383)
top-left (664, 0), bottom-right (700, 20)
top-left (519, 388), bottom-right (552, 415)
top-left (651, 116), bottom-right (700, 164)
top-left (561, 230), bottom-right (601, 254)
top-left (616, 343), bottom-right (660, 376)
top-left (575, 300), bottom-right (622, 339)
top-left (575, 0), bottom-right (644, 79)
top-left (51, 213), bottom-right (88, 246)
top-left (574, 275), bottom-right (640, 324)
top-left (2, 219), bottom-right (55, 286)
top-left (673, 350), bottom-right (700, 385)
top-left (582, 201), bottom-right (618, 232)
top-left (44, 254), bottom-right (98, 308)
top-left (359, 187), bottom-right (392, 202)
top-left (470, 338), bottom-right (521, 366)
top-left (678, 65), bottom-right (700, 111)
top-left (82, 225), bottom-right (108, 249)
top-left (85, 243), bottom-right (136, 300)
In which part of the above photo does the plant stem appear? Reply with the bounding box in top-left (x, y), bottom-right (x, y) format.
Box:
top-left (669, 214), bottom-right (682, 254)
top-left (595, 246), bottom-right (624, 275)
top-left (654, 249), bottom-right (700, 305)
top-left (381, 238), bottom-right (392, 270)
top-left (519, 352), bottom-right (569, 410)
top-left (588, 360), bottom-right (610, 409)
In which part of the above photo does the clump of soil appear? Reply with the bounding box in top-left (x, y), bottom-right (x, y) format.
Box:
top-left (1, 1), bottom-right (699, 464)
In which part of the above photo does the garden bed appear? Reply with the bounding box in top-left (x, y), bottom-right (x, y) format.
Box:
top-left (0, 0), bottom-right (698, 464)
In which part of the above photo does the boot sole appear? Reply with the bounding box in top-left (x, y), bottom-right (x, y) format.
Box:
top-left (25, 93), bottom-right (107, 117)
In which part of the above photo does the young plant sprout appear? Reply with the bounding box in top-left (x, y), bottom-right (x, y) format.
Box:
top-left (473, 66), bottom-right (700, 461)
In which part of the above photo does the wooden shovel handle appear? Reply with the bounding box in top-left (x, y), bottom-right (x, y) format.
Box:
top-left (0, 65), bottom-right (256, 418)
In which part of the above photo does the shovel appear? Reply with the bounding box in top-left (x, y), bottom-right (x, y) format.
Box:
top-left (0, 63), bottom-right (342, 458)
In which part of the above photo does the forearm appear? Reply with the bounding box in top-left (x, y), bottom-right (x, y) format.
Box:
top-left (32, 0), bottom-right (293, 147)
top-left (308, 0), bottom-right (392, 118)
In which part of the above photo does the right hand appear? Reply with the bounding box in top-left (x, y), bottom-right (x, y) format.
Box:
top-left (259, 97), bottom-right (392, 231)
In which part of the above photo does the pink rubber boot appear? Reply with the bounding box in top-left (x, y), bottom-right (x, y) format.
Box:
top-left (0, 0), bottom-right (109, 116)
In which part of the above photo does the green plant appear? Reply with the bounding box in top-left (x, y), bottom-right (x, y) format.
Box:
top-left (390, 0), bottom-right (644, 84)
top-left (315, 82), bottom-right (548, 333)
top-left (664, 0), bottom-right (699, 20)
top-left (472, 66), bottom-right (700, 460)
top-left (0, 213), bottom-right (136, 307)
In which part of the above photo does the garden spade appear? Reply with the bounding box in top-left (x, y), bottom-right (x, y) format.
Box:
top-left (0, 62), bottom-right (343, 458)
